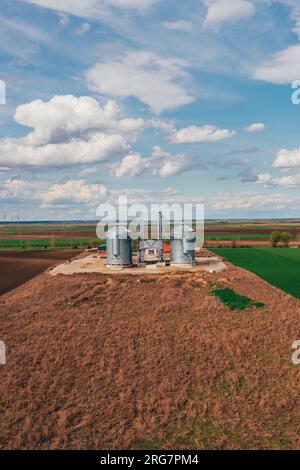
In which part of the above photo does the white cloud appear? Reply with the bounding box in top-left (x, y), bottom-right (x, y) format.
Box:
top-left (15, 95), bottom-right (144, 145)
top-left (108, 146), bottom-right (202, 178)
top-left (273, 147), bottom-right (300, 168)
top-left (163, 20), bottom-right (194, 32)
top-left (1, 134), bottom-right (128, 168)
top-left (113, 186), bottom-right (202, 205)
top-left (78, 167), bottom-right (98, 177)
top-left (204, 0), bottom-right (255, 29)
top-left (149, 118), bottom-right (175, 133)
top-left (257, 171), bottom-right (300, 188)
top-left (38, 179), bottom-right (201, 210)
top-left (159, 154), bottom-right (197, 177)
top-left (253, 44), bottom-right (300, 84)
top-left (86, 51), bottom-right (194, 113)
top-left (112, 153), bottom-right (149, 178)
top-left (169, 124), bottom-right (236, 144)
top-left (276, 1), bottom-right (300, 39)
top-left (211, 191), bottom-right (295, 210)
top-left (257, 173), bottom-right (273, 185)
top-left (76, 22), bottom-right (91, 34)
top-left (40, 179), bottom-right (108, 207)
top-left (271, 173), bottom-right (300, 187)
top-left (21, 0), bottom-right (159, 19)
top-left (0, 178), bottom-right (38, 201)
top-left (57, 12), bottom-right (69, 26)
top-left (0, 95), bottom-right (144, 168)
top-left (245, 122), bottom-right (265, 132)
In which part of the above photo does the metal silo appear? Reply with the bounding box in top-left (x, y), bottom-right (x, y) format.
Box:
top-left (171, 223), bottom-right (196, 265)
top-left (106, 225), bottom-right (132, 267)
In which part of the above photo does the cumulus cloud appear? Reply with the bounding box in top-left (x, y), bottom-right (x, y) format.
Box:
top-left (163, 20), bottom-right (194, 32)
top-left (75, 22), bottom-right (91, 34)
top-left (112, 153), bottom-right (149, 178)
top-left (15, 95), bottom-right (144, 145)
top-left (211, 191), bottom-right (295, 211)
top-left (40, 179), bottom-right (108, 208)
top-left (257, 173), bottom-right (273, 185)
top-left (149, 118), bottom-right (175, 133)
top-left (270, 173), bottom-right (300, 187)
top-left (0, 178), bottom-right (39, 201)
top-left (204, 0), bottom-right (255, 29)
top-left (253, 44), bottom-right (300, 84)
top-left (21, 0), bottom-right (158, 19)
top-left (86, 51), bottom-right (194, 114)
top-left (169, 124), bottom-right (236, 144)
top-left (273, 147), bottom-right (300, 168)
top-left (38, 179), bottom-right (202, 211)
top-left (108, 146), bottom-right (203, 178)
top-left (0, 95), bottom-right (144, 168)
top-left (1, 133), bottom-right (128, 168)
top-left (245, 122), bottom-right (265, 132)
top-left (256, 171), bottom-right (300, 188)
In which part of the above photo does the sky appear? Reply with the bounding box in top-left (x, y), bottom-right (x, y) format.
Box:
top-left (1, 0), bottom-right (300, 220)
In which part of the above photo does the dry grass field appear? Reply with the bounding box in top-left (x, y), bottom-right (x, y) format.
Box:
top-left (1, 255), bottom-right (300, 450)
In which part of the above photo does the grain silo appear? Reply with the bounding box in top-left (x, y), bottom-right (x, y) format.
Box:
top-left (106, 225), bottom-right (132, 267)
top-left (171, 223), bottom-right (196, 265)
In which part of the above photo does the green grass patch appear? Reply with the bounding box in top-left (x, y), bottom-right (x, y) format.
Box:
top-left (211, 247), bottom-right (300, 300)
top-left (211, 287), bottom-right (264, 310)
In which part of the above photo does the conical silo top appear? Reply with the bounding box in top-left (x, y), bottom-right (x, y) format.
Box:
top-left (106, 225), bottom-right (132, 240)
top-left (172, 223), bottom-right (195, 240)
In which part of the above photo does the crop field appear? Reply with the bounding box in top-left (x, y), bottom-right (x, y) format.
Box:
top-left (0, 250), bottom-right (79, 295)
top-left (0, 225), bottom-right (96, 236)
top-left (205, 233), bottom-right (268, 241)
top-left (211, 247), bottom-right (300, 300)
top-left (1, 220), bottom-right (300, 251)
top-left (0, 237), bottom-right (100, 250)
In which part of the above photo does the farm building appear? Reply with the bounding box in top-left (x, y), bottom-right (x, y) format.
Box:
top-left (138, 240), bottom-right (164, 265)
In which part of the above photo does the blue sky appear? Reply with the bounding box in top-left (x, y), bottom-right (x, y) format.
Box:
top-left (1, 0), bottom-right (300, 220)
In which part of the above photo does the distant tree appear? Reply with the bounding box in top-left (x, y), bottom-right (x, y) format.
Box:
top-left (270, 231), bottom-right (281, 247)
top-left (280, 232), bottom-right (293, 247)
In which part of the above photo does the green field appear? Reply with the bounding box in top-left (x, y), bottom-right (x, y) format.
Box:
top-left (211, 247), bottom-right (300, 300)
top-left (0, 238), bottom-right (101, 250)
top-left (205, 233), bottom-right (268, 241)
top-left (0, 225), bottom-right (96, 235)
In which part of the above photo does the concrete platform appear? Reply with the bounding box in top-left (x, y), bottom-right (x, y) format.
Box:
top-left (48, 255), bottom-right (227, 276)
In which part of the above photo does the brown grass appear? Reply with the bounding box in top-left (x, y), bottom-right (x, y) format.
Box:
top-left (0, 260), bottom-right (300, 449)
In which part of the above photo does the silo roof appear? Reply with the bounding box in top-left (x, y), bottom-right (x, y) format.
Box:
top-left (172, 224), bottom-right (195, 240)
top-left (106, 225), bottom-right (132, 239)
top-left (139, 240), bottom-right (163, 250)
